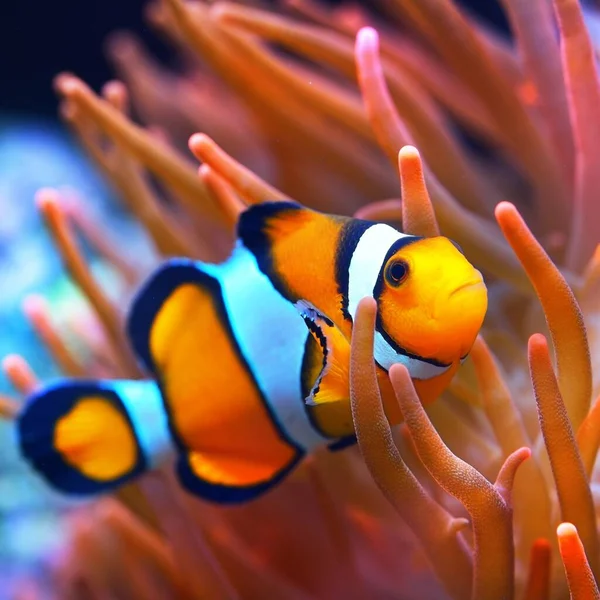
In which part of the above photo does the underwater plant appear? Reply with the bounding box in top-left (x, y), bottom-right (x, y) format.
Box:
top-left (3, 0), bottom-right (600, 598)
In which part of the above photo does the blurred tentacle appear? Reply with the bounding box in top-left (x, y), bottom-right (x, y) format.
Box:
top-left (496, 202), bottom-right (591, 431)
top-left (54, 74), bottom-right (224, 227)
top-left (354, 28), bottom-right (498, 215)
top-left (141, 473), bottom-right (241, 600)
top-left (381, 0), bottom-right (568, 230)
top-left (499, 0), bottom-right (575, 188)
top-left (554, 0), bottom-right (600, 270)
top-left (528, 334), bottom-right (599, 577)
top-left (214, 2), bottom-right (506, 204)
top-left (198, 165), bottom-right (245, 228)
top-left (284, 0), bottom-right (505, 135)
top-left (2, 355), bottom-right (39, 396)
top-left (353, 198), bottom-right (401, 223)
top-left (94, 498), bottom-right (185, 595)
top-left (162, 0), bottom-right (394, 210)
top-left (578, 394), bottom-right (600, 476)
top-left (523, 538), bottom-right (552, 600)
top-left (100, 80), bottom-right (228, 261)
top-left (0, 395), bottom-right (19, 419)
top-left (471, 336), bottom-right (553, 560)
top-left (355, 27), bottom-right (531, 293)
top-left (23, 295), bottom-right (87, 378)
top-left (64, 193), bottom-right (139, 286)
top-left (60, 89), bottom-right (204, 258)
top-left (189, 134), bottom-right (290, 205)
top-left (36, 189), bottom-right (141, 378)
top-left (580, 245), bottom-right (600, 313)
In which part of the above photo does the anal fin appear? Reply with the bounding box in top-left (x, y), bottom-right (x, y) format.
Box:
top-left (176, 449), bottom-right (302, 503)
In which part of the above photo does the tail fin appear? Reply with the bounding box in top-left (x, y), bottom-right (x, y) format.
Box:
top-left (17, 379), bottom-right (173, 496)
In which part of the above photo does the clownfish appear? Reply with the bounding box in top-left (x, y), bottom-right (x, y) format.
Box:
top-left (16, 201), bottom-right (487, 503)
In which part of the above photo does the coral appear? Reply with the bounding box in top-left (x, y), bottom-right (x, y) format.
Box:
top-left (3, 0), bottom-right (600, 598)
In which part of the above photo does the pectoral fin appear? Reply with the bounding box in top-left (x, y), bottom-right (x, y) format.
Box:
top-left (295, 300), bottom-right (350, 405)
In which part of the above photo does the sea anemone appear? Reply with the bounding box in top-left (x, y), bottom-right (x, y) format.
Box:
top-left (3, 0), bottom-right (600, 598)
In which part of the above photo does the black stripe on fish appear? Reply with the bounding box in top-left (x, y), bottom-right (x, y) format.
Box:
top-left (335, 218), bottom-right (376, 321)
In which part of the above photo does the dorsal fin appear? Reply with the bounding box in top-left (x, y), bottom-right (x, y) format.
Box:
top-left (237, 201), bottom-right (315, 300)
top-left (237, 201), bottom-right (310, 259)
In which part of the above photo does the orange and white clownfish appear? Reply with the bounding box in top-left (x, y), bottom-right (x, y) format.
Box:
top-left (16, 201), bottom-right (487, 503)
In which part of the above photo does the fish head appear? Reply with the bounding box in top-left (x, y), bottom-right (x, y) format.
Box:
top-left (376, 236), bottom-right (488, 366)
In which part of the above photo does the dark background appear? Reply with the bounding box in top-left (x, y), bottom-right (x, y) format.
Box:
top-left (0, 1), bottom-right (507, 119)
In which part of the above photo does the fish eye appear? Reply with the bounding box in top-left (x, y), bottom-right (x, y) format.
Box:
top-left (385, 260), bottom-right (409, 286)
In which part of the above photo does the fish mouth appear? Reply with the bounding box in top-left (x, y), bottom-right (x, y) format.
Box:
top-left (448, 278), bottom-right (486, 298)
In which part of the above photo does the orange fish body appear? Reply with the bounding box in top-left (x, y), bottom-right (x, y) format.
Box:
top-left (17, 202), bottom-right (487, 502)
